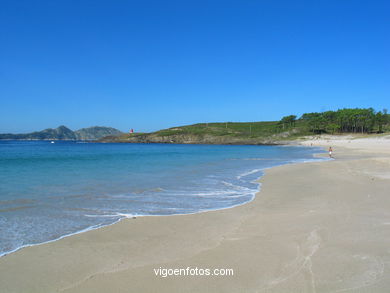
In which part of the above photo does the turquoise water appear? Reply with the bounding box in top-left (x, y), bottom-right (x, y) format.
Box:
top-left (0, 141), bottom-right (325, 256)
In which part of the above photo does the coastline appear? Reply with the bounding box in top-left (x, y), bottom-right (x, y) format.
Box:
top-left (0, 145), bottom-right (325, 259)
top-left (1, 138), bottom-right (390, 292)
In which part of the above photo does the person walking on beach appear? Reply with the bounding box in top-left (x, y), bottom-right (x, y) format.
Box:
top-left (329, 146), bottom-right (333, 158)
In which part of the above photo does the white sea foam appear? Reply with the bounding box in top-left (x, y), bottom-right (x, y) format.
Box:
top-left (0, 222), bottom-right (113, 258)
top-left (236, 168), bottom-right (263, 179)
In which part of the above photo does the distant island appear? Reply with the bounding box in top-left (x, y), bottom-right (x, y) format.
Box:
top-left (100, 108), bottom-right (390, 145)
top-left (0, 126), bottom-right (123, 141)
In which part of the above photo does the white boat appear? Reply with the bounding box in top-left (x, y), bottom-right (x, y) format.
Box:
top-left (51, 141), bottom-right (55, 144)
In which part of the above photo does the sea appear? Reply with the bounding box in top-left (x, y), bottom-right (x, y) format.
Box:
top-left (0, 141), bottom-right (326, 256)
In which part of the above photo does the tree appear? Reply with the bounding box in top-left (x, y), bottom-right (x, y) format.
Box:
top-left (326, 123), bottom-right (340, 134)
top-left (280, 115), bottom-right (297, 130)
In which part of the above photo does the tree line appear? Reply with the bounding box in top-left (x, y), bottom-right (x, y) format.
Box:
top-left (280, 108), bottom-right (389, 134)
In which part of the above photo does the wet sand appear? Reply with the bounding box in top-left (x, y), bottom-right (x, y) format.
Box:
top-left (1, 137), bottom-right (390, 292)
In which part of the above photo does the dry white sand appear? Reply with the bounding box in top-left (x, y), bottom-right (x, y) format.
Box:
top-left (1, 136), bottom-right (390, 292)
top-left (299, 134), bottom-right (390, 154)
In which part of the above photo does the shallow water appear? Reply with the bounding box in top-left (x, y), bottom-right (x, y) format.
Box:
top-left (0, 141), bottom-right (325, 256)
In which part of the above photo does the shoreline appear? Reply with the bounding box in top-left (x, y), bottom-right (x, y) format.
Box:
top-left (1, 139), bottom-right (284, 146)
top-left (0, 147), bottom-right (326, 258)
top-left (1, 137), bottom-right (390, 292)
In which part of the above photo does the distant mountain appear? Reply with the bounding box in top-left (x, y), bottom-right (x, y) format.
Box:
top-left (0, 126), bottom-right (123, 141)
top-left (74, 126), bottom-right (123, 140)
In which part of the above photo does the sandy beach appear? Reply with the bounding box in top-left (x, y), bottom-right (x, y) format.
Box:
top-left (1, 137), bottom-right (390, 292)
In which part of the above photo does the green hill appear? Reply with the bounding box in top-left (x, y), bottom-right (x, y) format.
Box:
top-left (100, 108), bottom-right (390, 144)
top-left (100, 121), bottom-right (310, 144)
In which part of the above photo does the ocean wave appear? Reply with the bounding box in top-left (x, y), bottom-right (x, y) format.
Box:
top-left (84, 212), bottom-right (138, 218)
top-left (0, 206), bottom-right (35, 213)
top-left (0, 198), bottom-right (36, 206)
top-left (236, 168), bottom-right (263, 179)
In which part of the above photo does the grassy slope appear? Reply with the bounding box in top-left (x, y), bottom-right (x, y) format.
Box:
top-left (155, 121), bottom-right (299, 138)
top-left (101, 120), bottom-right (314, 144)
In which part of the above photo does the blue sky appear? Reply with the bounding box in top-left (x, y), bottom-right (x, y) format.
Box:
top-left (1, 0), bottom-right (389, 133)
